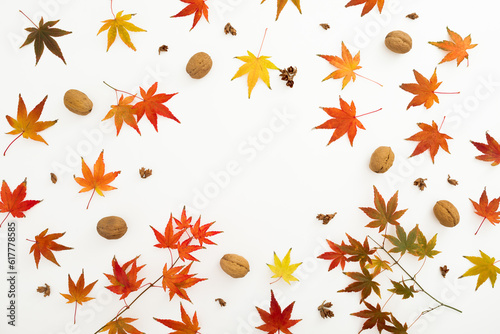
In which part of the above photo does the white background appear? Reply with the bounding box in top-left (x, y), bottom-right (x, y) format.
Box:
top-left (1, 0), bottom-right (500, 333)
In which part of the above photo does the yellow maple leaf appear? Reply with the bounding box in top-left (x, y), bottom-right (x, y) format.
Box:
top-left (231, 50), bottom-right (280, 98)
top-left (97, 10), bottom-right (146, 51)
top-left (267, 248), bottom-right (302, 284)
top-left (460, 250), bottom-right (500, 290)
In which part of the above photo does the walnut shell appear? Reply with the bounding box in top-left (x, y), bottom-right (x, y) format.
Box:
top-left (433, 200), bottom-right (460, 227)
top-left (97, 216), bottom-right (128, 239)
top-left (64, 89), bottom-right (93, 115)
top-left (186, 52), bottom-right (212, 79)
top-left (369, 146), bottom-right (395, 173)
top-left (385, 30), bottom-right (412, 54)
top-left (220, 254), bottom-right (250, 278)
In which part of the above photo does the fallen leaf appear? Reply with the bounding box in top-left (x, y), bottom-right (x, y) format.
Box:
top-left (154, 303), bottom-right (200, 334)
top-left (400, 69), bottom-right (441, 109)
top-left (388, 280), bottom-right (418, 299)
top-left (385, 314), bottom-right (409, 334)
top-left (345, 0), bottom-right (385, 17)
top-left (339, 267), bottom-right (381, 302)
top-left (162, 262), bottom-right (206, 302)
top-left (366, 255), bottom-right (392, 276)
top-left (447, 174), bottom-right (458, 186)
top-left (177, 238), bottom-right (203, 262)
top-left (406, 120), bottom-right (452, 163)
top-left (103, 94), bottom-right (141, 135)
top-left (314, 97), bottom-right (366, 146)
top-left (98, 317), bottom-right (143, 334)
top-left (232, 50), bottom-right (280, 98)
top-left (29, 228), bottom-right (72, 268)
top-left (318, 300), bottom-right (334, 318)
top-left (317, 240), bottom-right (347, 271)
top-left (139, 167), bottom-right (152, 179)
top-left (174, 206), bottom-right (193, 231)
top-left (413, 177), bottom-right (427, 191)
top-left (0, 179), bottom-right (41, 228)
top-left (413, 229), bottom-right (440, 260)
top-left (73, 151), bottom-right (120, 209)
top-left (189, 216), bottom-right (222, 246)
top-left (429, 27), bottom-right (477, 66)
top-left (98, 10), bottom-right (146, 51)
top-left (351, 301), bottom-right (391, 333)
top-left (256, 290), bottom-right (301, 334)
top-left (440, 265), bottom-right (449, 278)
top-left (215, 298), bottom-right (226, 306)
top-left (470, 188), bottom-right (500, 234)
top-left (172, 0), bottom-right (209, 30)
top-left (4, 94), bottom-right (57, 156)
top-left (460, 250), bottom-right (500, 290)
top-left (104, 256), bottom-right (145, 300)
top-left (471, 132), bottom-right (500, 166)
top-left (20, 13), bottom-right (71, 64)
top-left (37, 284), bottom-right (51, 297)
top-left (267, 248), bottom-right (302, 284)
top-left (318, 42), bottom-right (361, 89)
top-left (132, 82), bottom-right (179, 131)
top-left (339, 234), bottom-right (375, 267)
top-left (151, 214), bottom-right (183, 250)
top-left (316, 213), bottom-right (337, 225)
top-left (60, 270), bottom-right (97, 324)
top-left (261, 0), bottom-right (301, 20)
top-left (384, 225), bottom-right (419, 256)
top-left (359, 186), bottom-right (407, 232)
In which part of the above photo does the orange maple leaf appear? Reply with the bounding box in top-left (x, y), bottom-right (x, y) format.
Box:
top-left (154, 303), bottom-right (201, 334)
top-left (132, 82), bottom-right (179, 132)
top-left (162, 262), bottom-right (206, 302)
top-left (151, 214), bottom-right (183, 250)
top-left (318, 42), bottom-right (361, 89)
top-left (74, 150), bottom-right (121, 209)
top-left (4, 94), bottom-right (57, 155)
top-left (406, 120), bottom-right (452, 163)
top-left (429, 27), bottom-right (477, 66)
top-left (60, 269), bottom-right (97, 324)
top-left (0, 179), bottom-right (40, 228)
top-left (172, 0), bottom-right (209, 31)
top-left (314, 97), bottom-right (374, 146)
top-left (104, 256), bottom-right (145, 300)
top-left (190, 216), bottom-right (221, 246)
top-left (103, 94), bottom-right (140, 135)
top-left (470, 188), bottom-right (500, 235)
top-left (471, 132), bottom-right (500, 166)
top-left (400, 69), bottom-right (443, 110)
top-left (29, 228), bottom-right (72, 268)
top-left (261, 0), bottom-right (302, 20)
top-left (345, 0), bottom-right (384, 16)
top-left (359, 186), bottom-right (407, 233)
top-left (174, 206), bottom-right (193, 231)
top-left (99, 317), bottom-right (143, 334)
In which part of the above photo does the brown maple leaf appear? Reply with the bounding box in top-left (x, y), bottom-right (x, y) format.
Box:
top-left (406, 120), bottom-right (452, 163)
top-left (471, 132), bottom-right (500, 166)
top-left (60, 270), bottom-right (97, 324)
top-left (104, 256), bottom-right (145, 300)
top-left (172, 0), bottom-right (209, 30)
top-left (345, 0), bottom-right (385, 17)
top-left (318, 42), bottom-right (361, 89)
top-left (359, 186), bottom-right (407, 232)
top-left (73, 150), bottom-right (121, 209)
top-left (470, 188), bottom-right (500, 235)
top-left (0, 179), bottom-right (41, 228)
top-left (256, 290), bottom-right (301, 334)
top-left (351, 301), bottom-right (391, 333)
top-left (400, 69), bottom-right (443, 109)
top-left (154, 303), bottom-right (200, 334)
top-left (99, 317), bottom-right (143, 334)
top-left (103, 94), bottom-right (140, 135)
top-left (4, 94), bottom-right (57, 156)
top-left (429, 27), bottom-right (477, 66)
top-left (29, 228), bottom-right (72, 268)
top-left (314, 97), bottom-right (368, 146)
top-left (338, 267), bottom-right (381, 303)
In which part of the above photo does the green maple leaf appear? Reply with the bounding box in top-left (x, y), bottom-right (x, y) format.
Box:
top-left (460, 250), bottom-right (500, 290)
top-left (385, 314), bottom-right (409, 334)
top-left (267, 248), bottom-right (302, 284)
top-left (384, 225), bottom-right (419, 256)
top-left (413, 229), bottom-right (440, 260)
top-left (388, 280), bottom-right (418, 299)
top-left (360, 186), bottom-right (407, 233)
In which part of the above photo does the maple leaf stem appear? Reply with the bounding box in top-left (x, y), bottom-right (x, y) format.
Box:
top-left (169, 248), bottom-right (173, 266)
top-left (356, 108), bottom-right (382, 118)
top-left (86, 189), bottom-right (95, 210)
top-left (110, 0), bottom-right (115, 18)
top-left (408, 305), bottom-right (442, 329)
top-left (3, 133), bottom-right (23, 156)
top-left (103, 81), bottom-right (143, 100)
top-left (0, 213), bottom-right (11, 228)
top-left (381, 292), bottom-right (394, 310)
top-left (74, 302), bottom-right (77, 324)
top-left (438, 116), bottom-right (446, 132)
top-left (26, 238), bottom-right (36, 243)
top-left (270, 277), bottom-right (282, 284)
top-left (353, 72), bottom-right (383, 87)
top-left (257, 28), bottom-right (268, 58)
top-left (413, 257), bottom-right (426, 277)
top-left (368, 236), bottom-right (462, 313)
top-left (19, 10), bottom-right (39, 28)
top-left (434, 91), bottom-right (460, 95)
top-left (474, 217), bottom-right (487, 235)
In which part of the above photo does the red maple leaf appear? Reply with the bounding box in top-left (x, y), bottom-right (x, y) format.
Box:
top-left (406, 120), bottom-right (452, 163)
top-left (400, 69), bottom-right (442, 110)
top-left (351, 301), bottom-right (391, 333)
top-left (471, 132), bottom-right (500, 166)
top-left (256, 290), bottom-right (301, 334)
top-left (104, 256), bottom-right (145, 300)
top-left (345, 0), bottom-right (385, 17)
top-left (132, 82), bottom-right (179, 132)
top-left (317, 240), bottom-right (347, 271)
top-left (154, 303), bottom-right (200, 334)
top-left (174, 207), bottom-right (193, 231)
top-left (151, 214), bottom-right (183, 249)
top-left (162, 262), bottom-right (206, 302)
top-left (314, 97), bottom-right (366, 146)
top-left (171, 0), bottom-right (209, 31)
top-left (0, 179), bottom-right (40, 228)
top-left (29, 228), bottom-right (72, 268)
top-left (177, 238), bottom-right (202, 262)
top-left (470, 188), bottom-right (500, 235)
top-left (190, 216), bottom-right (221, 246)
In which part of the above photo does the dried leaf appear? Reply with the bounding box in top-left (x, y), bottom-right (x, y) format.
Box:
top-left (351, 301), bottom-right (391, 333)
top-left (224, 23), bottom-right (236, 35)
top-left (0, 179), bottom-right (41, 228)
top-left (158, 45), bottom-right (168, 54)
top-left (413, 178), bottom-right (427, 191)
top-left (318, 42), bottom-right (361, 89)
top-left (99, 317), bottom-right (143, 334)
top-left (132, 82), bottom-right (179, 131)
top-left (215, 298), bottom-right (226, 307)
top-left (232, 50), bottom-right (280, 98)
top-left (318, 300), bottom-right (334, 318)
top-left (460, 250), bottom-right (500, 290)
top-left (384, 225), bottom-right (419, 256)
top-left (365, 255), bottom-right (392, 276)
top-left (37, 283), bottom-right (51, 297)
top-left (338, 234), bottom-right (375, 267)
top-left (388, 280), bottom-right (418, 299)
top-left (104, 256), bottom-right (145, 300)
top-left (98, 11), bottom-right (146, 51)
top-left (151, 214), bottom-right (182, 249)
top-left (400, 69), bottom-right (442, 109)
top-left (318, 240), bottom-right (347, 271)
top-left (440, 265), bottom-right (449, 278)
top-left (359, 186), bottom-right (407, 233)
top-left (345, 0), bottom-right (384, 17)
top-left (316, 213), bottom-right (336, 225)
top-left (261, 0), bottom-right (302, 20)
top-left (406, 13), bottom-right (418, 19)
top-left (154, 303), bottom-right (200, 334)
top-left (447, 175), bottom-right (458, 186)
top-left (60, 270), bottom-right (97, 324)
top-left (177, 238), bottom-right (203, 262)
top-left (162, 262), bottom-right (206, 302)
top-left (139, 167), bottom-right (152, 179)
top-left (320, 23), bottom-right (330, 30)
top-left (470, 188), bottom-right (500, 234)
top-left (429, 27), bottom-right (477, 66)
top-left (267, 248), bottom-right (302, 284)
top-left (189, 216), bottom-right (222, 246)
top-left (385, 314), bottom-right (409, 334)
top-left (103, 94), bottom-right (140, 135)
top-left (406, 120), bottom-right (452, 163)
top-left (29, 228), bottom-right (72, 268)
top-left (256, 290), bottom-right (301, 334)
top-left (339, 267), bottom-right (381, 303)
top-left (471, 132), bottom-right (500, 166)
top-left (172, 0), bottom-right (209, 30)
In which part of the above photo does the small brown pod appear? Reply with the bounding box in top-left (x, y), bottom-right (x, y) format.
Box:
top-left (220, 254), bottom-right (250, 278)
top-left (97, 216), bottom-right (128, 239)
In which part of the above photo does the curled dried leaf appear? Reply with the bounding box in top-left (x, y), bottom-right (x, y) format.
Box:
top-left (413, 178), bottom-right (427, 191)
top-left (224, 23), bottom-right (237, 36)
top-left (139, 167), bottom-right (152, 179)
top-left (447, 175), bottom-right (458, 186)
top-left (316, 213), bottom-right (337, 225)
top-left (158, 45), bottom-right (168, 54)
top-left (215, 298), bottom-right (226, 307)
top-left (440, 265), bottom-right (449, 278)
top-left (318, 300), bottom-right (334, 318)
top-left (37, 283), bottom-right (51, 297)
top-left (406, 13), bottom-right (418, 19)
top-left (320, 23), bottom-right (330, 30)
